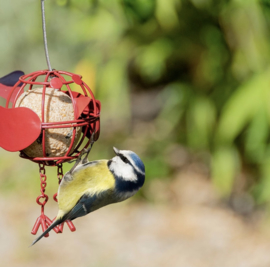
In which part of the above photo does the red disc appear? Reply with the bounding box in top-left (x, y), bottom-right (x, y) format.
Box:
top-left (72, 75), bottom-right (83, 85)
top-left (0, 106), bottom-right (41, 152)
top-left (50, 77), bottom-right (63, 89)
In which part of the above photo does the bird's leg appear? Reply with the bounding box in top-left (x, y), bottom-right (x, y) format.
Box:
top-left (81, 144), bottom-right (93, 164)
top-left (81, 132), bottom-right (96, 164)
top-left (68, 149), bottom-right (87, 174)
top-left (69, 132), bottom-right (96, 173)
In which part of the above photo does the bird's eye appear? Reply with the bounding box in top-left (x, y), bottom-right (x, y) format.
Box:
top-left (120, 155), bottom-right (129, 164)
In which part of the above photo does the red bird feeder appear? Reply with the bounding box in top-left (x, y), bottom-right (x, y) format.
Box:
top-left (0, 69), bottom-right (101, 236)
top-left (0, 0), bottom-right (102, 238)
top-left (4, 69), bottom-right (100, 165)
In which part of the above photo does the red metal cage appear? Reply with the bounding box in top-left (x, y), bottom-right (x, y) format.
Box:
top-left (5, 69), bottom-right (100, 166)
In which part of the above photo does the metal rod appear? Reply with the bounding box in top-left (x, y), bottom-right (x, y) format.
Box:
top-left (41, 0), bottom-right (52, 71)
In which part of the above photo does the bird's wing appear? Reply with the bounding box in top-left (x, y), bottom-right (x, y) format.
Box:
top-left (65, 194), bottom-right (96, 220)
top-left (64, 190), bottom-right (113, 221)
top-left (57, 160), bottom-right (115, 216)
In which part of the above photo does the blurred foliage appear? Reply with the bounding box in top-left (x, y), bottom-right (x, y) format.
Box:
top-left (1, 0), bottom-right (270, 208)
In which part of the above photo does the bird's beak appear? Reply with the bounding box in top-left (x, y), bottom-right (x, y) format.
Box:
top-left (113, 147), bottom-right (120, 155)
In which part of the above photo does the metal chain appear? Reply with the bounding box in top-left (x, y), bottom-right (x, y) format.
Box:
top-left (54, 163), bottom-right (63, 202)
top-left (54, 163), bottom-right (76, 233)
top-left (41, 0), bottom-right (52, 71)
top-left (37, 163), bottom-right (49, 206)
top-left (57, 163), bottom-right (63, 184)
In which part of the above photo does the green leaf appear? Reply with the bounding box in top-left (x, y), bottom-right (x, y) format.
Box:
top-left (211, 146), bottom-right (240, 196)
top-left (187, 96), bottom-right (216, 150)
top-left (255, 149), bottom-right (270, 204)
top-left (122, 0), bottom-right (156, 23)
top-left (245, 108), bottom-right (269, 163)
top-left (135, 38), bottom-right (173, 82)
top-left (216, 69), bottom-right (270, 144)
top-left (154, 83), bottom-right (186, 139)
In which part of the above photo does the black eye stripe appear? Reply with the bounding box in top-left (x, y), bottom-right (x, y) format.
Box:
top-left (119, 154), bottom-right (130, 164)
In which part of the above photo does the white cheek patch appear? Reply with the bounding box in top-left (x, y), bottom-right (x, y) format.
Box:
top-left (109, 156), bottom-right (138, 182)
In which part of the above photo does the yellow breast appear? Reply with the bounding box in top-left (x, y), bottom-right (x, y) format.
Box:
top-left (57, 160), bottom-right (115, 215)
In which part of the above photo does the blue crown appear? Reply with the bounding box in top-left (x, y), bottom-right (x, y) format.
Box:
top-left (130, 152), bottom-right (145, 173)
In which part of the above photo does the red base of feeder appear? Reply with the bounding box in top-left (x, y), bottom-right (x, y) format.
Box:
top-left (31, 213), bottom-right (60, 237)
top-left (31, 215), bottom-right (76, 237)
top-left (31, 164), bottom-right (76, 237)
top-left (57, 220), bottom-right (76, 233)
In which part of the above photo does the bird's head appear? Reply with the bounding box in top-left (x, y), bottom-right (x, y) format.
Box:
top-left (108, 147), bottom-right (145, 188)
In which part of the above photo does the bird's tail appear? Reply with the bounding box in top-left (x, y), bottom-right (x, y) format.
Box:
top-left (30, 218), bottom-right (63, 246)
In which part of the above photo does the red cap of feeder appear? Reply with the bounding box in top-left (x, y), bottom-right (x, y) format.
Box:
top-left (0, 69), bottom-right (101, 166)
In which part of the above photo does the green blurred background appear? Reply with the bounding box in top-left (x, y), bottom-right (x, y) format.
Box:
top-left (2, 0), bottom-right (270, 266)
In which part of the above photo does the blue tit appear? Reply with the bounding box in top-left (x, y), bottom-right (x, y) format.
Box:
top-left (31, 147), bottom-right (145, 246)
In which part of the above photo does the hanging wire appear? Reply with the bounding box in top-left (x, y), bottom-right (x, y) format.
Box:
top-left (41, 0), bottom-right (52, 71)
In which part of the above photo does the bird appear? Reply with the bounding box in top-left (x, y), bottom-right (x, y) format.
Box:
top-left (31, 146), bottom-right (145, 246)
